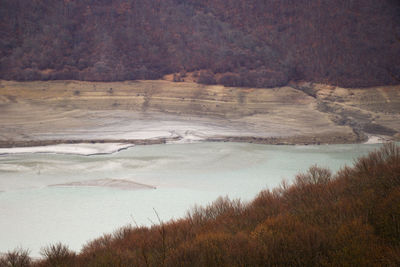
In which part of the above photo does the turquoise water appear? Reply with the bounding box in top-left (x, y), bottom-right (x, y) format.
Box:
top-left (0, 142), bottom-right (383, 256)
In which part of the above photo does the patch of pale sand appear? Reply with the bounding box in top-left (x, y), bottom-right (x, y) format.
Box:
top-left (0, 143), bottom-right (134, 156)
top-left (1, 106), bottom-right (356, 144)
top-left (364, 135), bottom-right (391, 144)
top-left (0, 164), bottom-right (32, 172)
top-left (48, 178), bottom-right (156, 190)
top-left (15, 109), bottom-right (264, 142)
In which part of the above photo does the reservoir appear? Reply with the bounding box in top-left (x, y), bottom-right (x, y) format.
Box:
top-left (0, 142), bottom-right (384, 256)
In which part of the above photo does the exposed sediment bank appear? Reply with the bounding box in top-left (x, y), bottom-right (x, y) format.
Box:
top-left (0, 142), bottom-right (137, 155)
top-left (0, 139), bottom-right (172, 149)
top-left (48, 179), bottom-right (157, 190)
top-left (0, 80), bottom-right (398, 147)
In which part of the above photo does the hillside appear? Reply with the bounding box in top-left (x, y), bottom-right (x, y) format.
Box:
top-left (2, 143), bottom-right (399, 266)
top-left (1, 80), bottom-right (400, 147)
top-left (1, 0), bottom-right (399, 88)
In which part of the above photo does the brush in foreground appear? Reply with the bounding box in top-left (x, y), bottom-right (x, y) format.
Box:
top-left (2, 143), bottom-right (400, 266)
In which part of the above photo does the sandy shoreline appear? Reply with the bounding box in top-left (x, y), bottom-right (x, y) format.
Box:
top-left (0, 135), bottom-right (384, 156)
top-left (0, 135), bottom-right (387, 156)
top-left (0, 132), bottom-right (367, 151)
top-left (0, 138), bottom-right (174, 149)
top-left (0, 143), bottom-right (136, 155)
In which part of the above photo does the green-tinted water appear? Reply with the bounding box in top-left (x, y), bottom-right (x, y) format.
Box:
top-left (0, 142), bottom-right (384, 256)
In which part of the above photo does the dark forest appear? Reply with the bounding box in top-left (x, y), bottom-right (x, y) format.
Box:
top-left (1, 0), bottom-right (399, 88)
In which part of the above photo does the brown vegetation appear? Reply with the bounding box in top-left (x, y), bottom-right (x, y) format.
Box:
top-left (2, 143), bottom-right (400, 266)
top-left (0, 0), bottom-right (399, 88)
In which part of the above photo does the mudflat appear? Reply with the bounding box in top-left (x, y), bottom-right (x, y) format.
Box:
top-left (0, 80), bottom-right (398, 147)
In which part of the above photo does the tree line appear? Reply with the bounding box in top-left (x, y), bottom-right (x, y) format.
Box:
top-left (0, 0), bottom-right (399, 88)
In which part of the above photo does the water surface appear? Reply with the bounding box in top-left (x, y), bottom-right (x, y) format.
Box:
top-left (0, 142), bottom-right (382, 256)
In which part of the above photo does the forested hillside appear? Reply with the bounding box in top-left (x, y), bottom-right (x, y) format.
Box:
top-left (1, 0), bottom-right (399, 88)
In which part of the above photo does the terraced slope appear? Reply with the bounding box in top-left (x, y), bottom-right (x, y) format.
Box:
top-left (0, 80), bottom-right (399, 147)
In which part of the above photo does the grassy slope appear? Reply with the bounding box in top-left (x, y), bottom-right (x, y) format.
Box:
top-left (3, 143), bottom-right (400, 266)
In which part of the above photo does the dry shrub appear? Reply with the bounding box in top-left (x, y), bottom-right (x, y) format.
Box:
top-left (0, 248), bottom-right (31, 267)
top-left (328, 219), bottom-right (382, 266)
top-left (39, 243), bottom-right (75, 267)
top-left (295, 165), bottom-right (332, 186)
top-left (187, 196), bottom-right (243, 226)
top-left (197, 70), bottom-right (216, 85)
top-left (252, 214), bottom-right (327, 266)
top-left (372, 188), bottom-right (400, 244)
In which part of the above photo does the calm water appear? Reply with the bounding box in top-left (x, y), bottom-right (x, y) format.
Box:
top-left (0, 142), bottom-right (383, 256)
